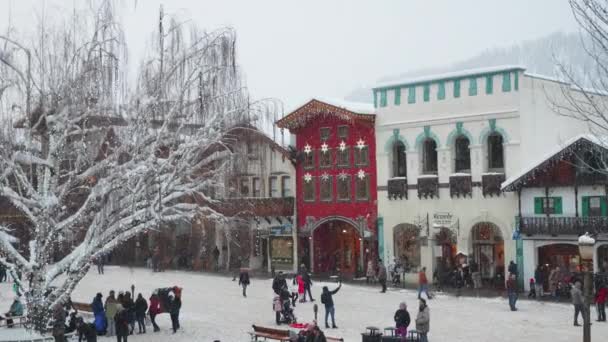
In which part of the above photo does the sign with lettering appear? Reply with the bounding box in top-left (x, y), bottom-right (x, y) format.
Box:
top-left (433, 212), bottom-right (454, 228)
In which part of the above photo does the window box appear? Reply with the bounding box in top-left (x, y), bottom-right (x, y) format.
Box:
top-left (418, 175), bottom-right (439, 199)
top-left (449, 173), bottom-right (472, 198)
top-left (388, 178), bottom-right (407, 200)
top-left (481, 173), bottom-right (505, 197)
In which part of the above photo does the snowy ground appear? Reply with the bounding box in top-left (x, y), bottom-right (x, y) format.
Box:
top-left (1, 266), bottom-right (608, 341)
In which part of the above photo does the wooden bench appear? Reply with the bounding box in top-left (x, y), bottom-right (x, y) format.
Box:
top-left (250, 325), bottom-right (343, 341)
top-left (71, 302), bottom-right (92, 313)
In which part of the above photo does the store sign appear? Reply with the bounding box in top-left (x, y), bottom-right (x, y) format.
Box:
top-left (433, 212), bottom-right (454, 228)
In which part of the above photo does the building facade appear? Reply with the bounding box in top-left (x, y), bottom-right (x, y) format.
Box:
top-left (277, 99), bottom-right (378, 277)
top-left (373, 66), bottom-right (595, 286)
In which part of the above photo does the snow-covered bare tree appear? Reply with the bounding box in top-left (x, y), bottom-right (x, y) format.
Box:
top-left (0, 1), bottom-right (266, 331)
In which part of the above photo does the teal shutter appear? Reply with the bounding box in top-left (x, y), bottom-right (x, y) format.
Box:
top-left (486, 75), bottom-right (493, 94)
top-left (582, 196), bottom-right (590, 217)
top-left (514, 72), bottom-right (519, 91)
top-left (373, 90), bottom-right (378, 108)
top-left (437, 81), bottom-right (446, 100)
top-left (601, 197), bottom-right (608, 216)
top-left (502, 72), bottom-right (512, 92)
top-left (469, 77), bottom-right (477, 96)
top-left (380, 89), bottom-right (387, 107)
top-left (408, 87), bottom-right (416, 104)
top-left (534, 197), bottom-right (543, 214)
top-left (454, 79), bottom-right (461, 98)
top-left (423, 83), bottom-right (430, 102)
top-left (554, 197), bottom-right (562, 214)
top-left (394, 88), bottom-right (401, 105)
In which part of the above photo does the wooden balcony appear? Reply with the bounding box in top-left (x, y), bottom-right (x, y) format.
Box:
top-left (449, 174), bottom-right (472, 198)
top-left (387, 178), bottom-right (407, 200)
top-left (418, 176), bottom-right (439, 199)
top-left (482, 173), bottom-right (505, 197)
top-left (520, 216), bottom-right (608, 235)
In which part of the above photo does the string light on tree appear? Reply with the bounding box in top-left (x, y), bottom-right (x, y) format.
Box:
top-left (339, 141), bottom-right (346, 151)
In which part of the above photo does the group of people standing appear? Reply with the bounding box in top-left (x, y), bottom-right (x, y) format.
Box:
top-left (393, 299), bottom-right (431, 342)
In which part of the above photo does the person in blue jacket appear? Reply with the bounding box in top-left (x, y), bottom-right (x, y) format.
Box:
top-left (91, 293), bottom-right (107, 334)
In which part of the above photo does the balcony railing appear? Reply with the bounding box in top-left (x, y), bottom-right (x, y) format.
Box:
top-left (219, 197), bottom-right (295, 217)
top-left (450, 174), bottom-right (472, 198)
top-left (482, 173), bottom-right (505, 197)
top-left (418, 176), bottom-right (439, 199)
top-left (388, 178), bottom-right (407, 200)
top-left (520, 216), bottom-right (608, 235)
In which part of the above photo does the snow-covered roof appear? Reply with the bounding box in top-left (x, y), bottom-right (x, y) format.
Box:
top-left (374, 65), bottom-right (526, 90)
top-left (501, 134), bottom-right (608, 191)
top-left (286, 97), bottom-right (375, 115)
top-left (277, 98), bottom-right (375, 131)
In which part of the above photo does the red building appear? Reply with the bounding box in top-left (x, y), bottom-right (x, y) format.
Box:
top-left (277, 99), bottom-right (377, 277)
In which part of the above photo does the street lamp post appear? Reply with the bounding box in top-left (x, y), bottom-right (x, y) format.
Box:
top-left (578, 232), bottom-right (595, 342)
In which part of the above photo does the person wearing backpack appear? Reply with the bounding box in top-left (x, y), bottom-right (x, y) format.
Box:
top-left (320, 281), bottom-right (341, 329)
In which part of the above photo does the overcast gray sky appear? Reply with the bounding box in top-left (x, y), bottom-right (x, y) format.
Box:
top-left (1, 0), bottom-right (580, 111)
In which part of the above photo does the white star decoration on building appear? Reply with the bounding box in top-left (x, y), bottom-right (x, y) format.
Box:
top-left (356, 138), bottom-right (366, 150)
top-left (338, 171), bottom-right (349, 181)
top-left (304, 144), bottom-right (312, 154)
top-left (321, 142), bottom-right (329, 153)
top-left (321, 172), bottom-right (330, 181)
top-left (304, 173), bottom-right (312, 183)
top-left (339, 141), bottom-right (346, 151)
top-left (357, 169), bottom-right (366, 180)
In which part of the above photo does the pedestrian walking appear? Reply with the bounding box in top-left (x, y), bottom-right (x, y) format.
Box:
top-left (105, 291), bottom-right (119, 337)
top-left (289, 275), bottom-right (299, 307)
top-left (528, 278), bottom-right (536, 299)
top-left (415, 298), bottom-right (430, 342)
top-left (571, 281), bottom-right (585, 326)
top-left (148, 293), bottom-right (161, 332)
top-left (320, 282), bottom-right (342, 329)
top-left (596, 284), bottom-right (607, 322)
top-left (534, 265), bottom-right (545, 298)
top-left (418, 267), bottom-right (432, 300)
top-left (114, 304), bottom-right (129, 342)
top-left (377, 260), bottom-right (387, 293)
top-left (135, 293), bottom-right (148, 334)
top-left (549, 266), bottom-right (560, 298)
top-left (507, 274), bottom-right (518, 311)
top-left (366, 259), bottom-right (375, 284)
top-left (96, 255), bottom-right (104, 275)
top-left (239, 268), bottom-right (251, 298)
top-left (213, 246), bottom-right (220, 271)
top-left (122, 292), bottom-right (135, 335)
top-left (394, 302), bottom-right (410, 337)
top-left (91, 293), bottom-right (106, 335)
top-left (297, 274), bottom-right (306, 302)
top-left (301, 265), bottom-right (315, 302)
top-left (508, 260), bottom-right (518, 278)
top-left (169, 293), bottom-right (182, 333)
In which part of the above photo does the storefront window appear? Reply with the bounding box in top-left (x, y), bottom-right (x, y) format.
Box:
top-left (393, 224), bottom-right (420, 272)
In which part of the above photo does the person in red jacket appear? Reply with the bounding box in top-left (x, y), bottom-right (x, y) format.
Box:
top-left (148, 293), bottom-right (162, 332)
top-left (596, 284), bottom-right (607, 322)
top-left (417, 267), bottom-right (432, 300)
top-left (296, 274), bottom-right (305, 303)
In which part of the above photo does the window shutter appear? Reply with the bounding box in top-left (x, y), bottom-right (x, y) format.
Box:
top-left (380, 90), bottom-right (387, 107)
top-left (454, 79), bottom-right (461, 98)
top-left (373, 91), bottom-right (378, 108)
top-left (534, 197), bottom-right (543, 214)
top-left (502, 72), bottom-right (511, 92)
top-left (601, 197), bottom-right (608, 216)
top-left (514, 72), bottom-right (519, 91)
top-left (582, 196), bottom-right (590, 217)
top-left (554, 197), bottom-right (562, 214)
top-left (469, 78), bottom-right (477, 96)
top-left (423, 84), bottom-right (430, 102)
top-left (394, 88), bottom-right (401, 105)
top-left (486, 75), bottom-right (493, 94)
top-left (438, 81), bottom-right (446, 100)
top-left (408, 87), bottom-right (416, 104)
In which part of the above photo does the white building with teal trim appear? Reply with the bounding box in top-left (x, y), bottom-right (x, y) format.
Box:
top-left (373, 65), bottom-right (598, 288)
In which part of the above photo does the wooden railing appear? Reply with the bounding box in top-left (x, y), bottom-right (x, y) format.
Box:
top-left (520, 216), bottom-right (608, 235)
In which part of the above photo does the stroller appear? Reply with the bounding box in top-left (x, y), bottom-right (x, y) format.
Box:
top-left (273, 292), bottom-right (297, 325)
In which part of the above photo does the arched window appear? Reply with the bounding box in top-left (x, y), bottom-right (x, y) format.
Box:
top-left (392, 141), bottom-right (407, 178)
top-left (393, 224), bottom-right (420, 272)
top-left (487, 133), bottom-right (504, 171)
top-left (454, 135), bottom-right (471, 172)
top-left (422, 138), bottom-right (438, 174)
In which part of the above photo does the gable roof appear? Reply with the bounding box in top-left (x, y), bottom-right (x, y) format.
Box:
top-left (501, 134), bottom-right (608, 191)
top-left (276, 98), bottom-right (375, 131)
